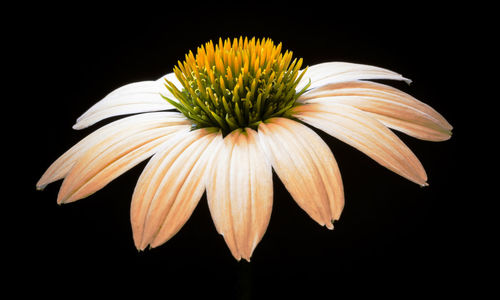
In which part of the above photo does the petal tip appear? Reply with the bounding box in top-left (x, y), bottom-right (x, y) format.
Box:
top-left (58, 194), bottom-right (76, 205)
top-left (36, 176), bottom-right (50, 190)
top-left (326, 222), bottom-right (334, 230)
top-left (138, 240), bottom-right (150, 252)
top-left (150, 237), bottom-right (170, 249)
top-left (57, 190), bottom-right (75, 205)
top-left (133, 238), bottom-right (145, 251)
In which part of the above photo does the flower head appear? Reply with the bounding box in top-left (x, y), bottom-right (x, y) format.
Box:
top-left (37, 37), bottom-right (452, 261)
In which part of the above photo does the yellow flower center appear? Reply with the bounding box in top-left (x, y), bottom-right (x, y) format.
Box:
top-left (162, 37), bottom-right (310, 134)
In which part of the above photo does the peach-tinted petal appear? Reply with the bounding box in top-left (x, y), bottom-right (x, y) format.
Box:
top-left (205, 128), bottom-right (273, 261)
top-left (36, 112), bottom-right (189, 190)
top-left (292, 103), bottom-right (428, 186)
top-left (149, 130), bottom-right (223, 248)
top-left (258, 118), bottom-right (344, 228)
top-left (56, 121), bottom-right (191, 204)
top-left (299, 81), bottom-right (452, 141)
top-left (130, 128), bottom-right (222, 250)
top-left (296, 62), bottom-right (411, 91)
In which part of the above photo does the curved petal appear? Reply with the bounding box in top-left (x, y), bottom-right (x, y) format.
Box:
top-left (131, 128), bottom-right (223, 250)
top-left (298, 81), bottom-right (453, 141)
top-left (37, 112), bottom-right (189, 190)
top-left (73, 73), bottom-right (182, 130)
top-left (296, 62), bottom-right (411, 92)
top-left (292, 103), bottom-right (428, 186)
top-left (56, 119), bottom-right (191, 204)
top-left (258, 118), bottom-right (344, 228)
top-left (206, 128), bottom-right (273, 261)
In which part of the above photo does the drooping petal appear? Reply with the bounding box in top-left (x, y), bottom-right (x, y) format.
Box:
top-left (56, 117), bottom-right (191, 204)
top-left (206, 128), bottom-right (273, 261)
top-left (73, 73), bottom-right (182, 129)
top-left (298, 81), bottom-right (453, 141)
top-left (258, 118), bottom-right (344, 228)
top-left (130, 128), bottom-right (223, 250)
top-left (37, 112), bottom-right (189, 190)
top-left (292, 103), bottom-right (428, 186)
top-left (296, 62), bottom-right (411, 91)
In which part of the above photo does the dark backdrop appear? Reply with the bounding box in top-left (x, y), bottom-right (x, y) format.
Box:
top-left (14, 3), bottom-right (482, 298)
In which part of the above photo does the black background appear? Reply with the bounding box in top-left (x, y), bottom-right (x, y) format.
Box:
top-left (12, 2), bottom-right (486, 298)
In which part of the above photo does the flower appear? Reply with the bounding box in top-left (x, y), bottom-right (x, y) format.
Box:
top-left (37, 37), bottom-right (452, 261)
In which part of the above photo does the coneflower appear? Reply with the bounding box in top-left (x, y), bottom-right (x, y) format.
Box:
top-left (37, 37), bottom-right (452, 261)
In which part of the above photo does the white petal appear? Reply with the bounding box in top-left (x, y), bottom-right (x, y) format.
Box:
top-left (258, 118), bottom-right (344, 228)
top-left (104, 80), bottom-right (162, 99)
top-left (130, 128), bottom-right (223, 250)
top-left (292, 103), bottom-right (428, 186)
top-left (56, 117), bottom-right (191, 204)
top-left (73, 73), bottom-right (181, 130)
top-left (296, 62), bottom-right (411, 91)
top-left (298, 80), bottom-right (452, 141)
top-left (206, 128), bottom-right (273, 261)
top-left (73, 100), bottom-right (174, 130)
top-left (37, 112), bottom-right (189, 190)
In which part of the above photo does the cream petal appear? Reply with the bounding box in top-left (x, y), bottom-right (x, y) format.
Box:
top-left (72, 98), bottom-right (174, 130)
top-left (99, 73), bottom-right (181, 99)
top-left (104, 80), bottom-right (162, 99)
top-left (36, 112), bottom-right (189, 190)
top-left (292, 103), bottom-right (428, 186)
top-left (131, 129), bottom-right (198, 249)
top-left (258, 118), bottom-right (344, 228)
top-left (364, 112), bottom-right (452, 141)
top-left (206, 130), bottom-right (239, 258)
top-left (130, 128), bottom-right (222, 250)
top-left (149, 131), bottom-right (223, 248)
top-left (56, 120), bottom-right (191, 204)
top-left (205, 128), bottom-right (273, 261)
top-left (296, 62), bottom-right (411, 92)
top-left (298, 81), bottom-right (452, 141)
top-left (245, 129), bottom-right (274, 254)
top-left (73, 73), bottom-right (181, 130)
